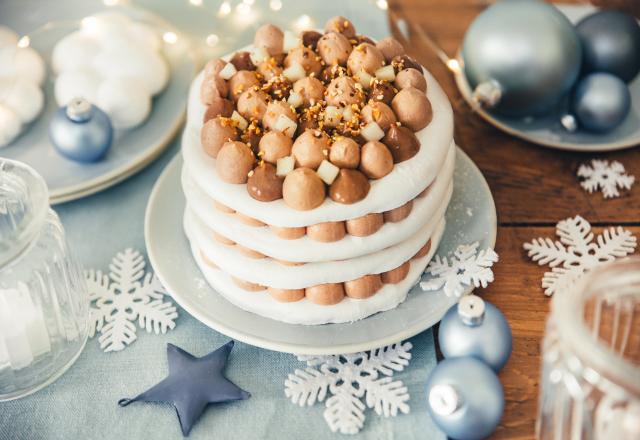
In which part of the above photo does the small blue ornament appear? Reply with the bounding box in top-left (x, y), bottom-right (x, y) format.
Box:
top-left (426, 357), bottom-right (504, 440)
top-left (119, 341), bottom-right (250, 437)
top-left (570, 73), bottom-right (631, 133)
top-left (576, 10), bottom-right (640, 83)
top-left (439, 295), bottom-right (512, 372)
top-left (462, 0), bottom-right (581, 117)
top-left (49, 97), bottom-right (113, 163)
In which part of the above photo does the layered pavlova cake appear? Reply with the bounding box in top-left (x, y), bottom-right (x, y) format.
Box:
top-left (181, 17), bottom-right (454, 325)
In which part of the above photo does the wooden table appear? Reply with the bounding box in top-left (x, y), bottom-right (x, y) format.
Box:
top-left (388, 1), bottom-right (640, 438)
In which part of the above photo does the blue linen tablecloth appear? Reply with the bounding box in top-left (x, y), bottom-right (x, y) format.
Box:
top-left (0, 1), bottom-right (444, 438)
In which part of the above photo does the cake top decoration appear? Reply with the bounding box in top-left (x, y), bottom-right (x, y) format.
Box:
top-left (200, 16), bottom-right (433, 211)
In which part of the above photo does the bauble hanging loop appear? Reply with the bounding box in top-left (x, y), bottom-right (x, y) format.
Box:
top-left (49, 97), bottom-right (113, 163)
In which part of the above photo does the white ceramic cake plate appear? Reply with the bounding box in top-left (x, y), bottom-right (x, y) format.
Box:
top-left (0, 5), bottom-right (196, 204)
top-left (145, 147), bottom-right (497, 355)
top-left (454, 4), bottom-right (640, 152)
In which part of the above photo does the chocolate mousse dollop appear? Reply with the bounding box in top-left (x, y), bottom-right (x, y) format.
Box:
top-left (329, 169), bottom-right (370, 204)
top-left (247, 163), bottom-right (283, 201)
top-left (292, 129), bottom-right (330, 169)
top-left (201, 116), bottom-right (238, 158)
top-left (216, 141), bottom-right (255, 184)
top-left (282, 167), bottom-right (326, 210)
top-left (254, 24), bottom-right (284, 56)
top-left (391, 87), bottom-right (432, 131)
top-left (324, 16), bottom-right (356, 39)
top-left (376, 37), bottom-right (405, 63)
top-left (347, 43), bottom-right (385, 75)
top-left (317, 32), bottom-right (352, 66)
top-left (382, 124), bottom-right (420, 163)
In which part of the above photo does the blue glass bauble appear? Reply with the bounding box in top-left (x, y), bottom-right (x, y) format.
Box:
top-left (426, 357), bottom-right (504, 440)
top-left (439, 295), bottom-right (512, 372)
top-left (49, 98), bottom-right (113, 163)
top-left (571, 73), bottom-right (631, 133)
top-left (462, 0), bottom-right (581, 117)
top-left (576, 10), bottom-right (640, 83)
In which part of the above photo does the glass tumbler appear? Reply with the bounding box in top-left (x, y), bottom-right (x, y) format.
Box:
top-left (537, 257), bottom-right (640, 440)
top-left (0, 158), bottom-right (88, 401)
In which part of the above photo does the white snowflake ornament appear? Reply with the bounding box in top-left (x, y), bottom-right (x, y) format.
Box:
top-left (285, 342), bottom-right (412, 435)
top-left (524, 216), bottom-right (636, 296)
top-left (577, 159), bottom-right (634, 199)
top-left (420, 242), bottom-right (498, 297)
top-left (86, 248), bottom-right (178, 352)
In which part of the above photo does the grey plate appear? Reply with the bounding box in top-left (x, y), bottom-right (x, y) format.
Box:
top-left (0, 4), bottom-right (196, 204)
top-left (144, 148), bottom-right (497, 355)
top-left (454, 4), bottom-right (640, 152)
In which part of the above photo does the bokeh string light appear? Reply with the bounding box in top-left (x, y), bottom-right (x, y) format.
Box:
top-left (10, 0), bottom-right (392, 64)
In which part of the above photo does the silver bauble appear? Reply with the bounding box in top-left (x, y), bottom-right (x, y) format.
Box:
top-left (570, 73), bottom-right (631, 133)
top-left (462, 0), bottom-right (581, 117)
top-left (576, 10), bottom-right (640, 83)
top-left (438, 295), bottom-right (512, 372)
top-left (49, 97), bottom-right (113, 163)
top-left (426, 357), bottom-right (504, 440)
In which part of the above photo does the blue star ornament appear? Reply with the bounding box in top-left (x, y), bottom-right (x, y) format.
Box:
top-left (119, 341), bottom-right (250, 436)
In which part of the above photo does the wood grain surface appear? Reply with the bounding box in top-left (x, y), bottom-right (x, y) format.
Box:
top-left (386, 1), bottom-right (640, 438)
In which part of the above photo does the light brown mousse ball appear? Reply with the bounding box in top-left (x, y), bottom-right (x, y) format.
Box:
top-left (329, 169), bottom-right (370, 204)
top-left (306, 283), bottom-right (345, 305)
top-left (216, 141), bottom-right (255, 184)
top-left (344, 274), bottom-right (382, 299)
top-left (203, 97), bottom-right (234, 122)
top-left (257, 59), bottom-right (283, 81)
top-left (237, 89), bottom-right (269, 121)
top-left (232, 277), bottom-right (265, 292)
top-left (391, 87), bottom-right (432, 131)
top-left (325, 76), bottom-right (363, 107)
top-left (262, 100), bottom-right (297, 132)
top-left (376, 37), bottom-right (405, 63)
top-left (361, 102), bottom-right (397, 131)
top-left (395, 68), bottom-right (427, 92)
top-left (382, 124), bottom-right (420, 163)
top-left (228, 70), bottom-right (260, 101)
top-left (201, 117), bottom-right (238, 158)
top-left (282, 168), bottom-right (326, 211)
top-left (230, 51), bottom-right (256, 71)
top-left (360, 141), bottom-right (393, 179)
top-left (307, 221), bottom-right (346, 243)
top-left (293, 77), bottom-right (325, 107)
top-left (317, 32), bottom-right (352, 66)
top-left (270, 226), bottom-right (306, 240)
top-left (324, 16), bottom-right (356, 38)
top-left (258, 130), bottom-right (292, 164)
top-left (381, 261), bottom-right (410, 284)
top-left (347, 43), bottom-right (385, 75)
top-left (254, 24), bottom-right (284, 56)
top-left (268, 287), bottom-right (305, 302)
top-left (284, 47), bottom-right (322, 77)
top-left (247, 163), bottom-right (283, 202)
top-left (329, 137), bottom-right (360, 169)
top-left (200, 75), bottom-right (228, 106)
top-left (204, 58), bottom-right (226, 79)
top-left (292, 129), bottom-right (330, 169)
top-left (413, 239), bottom-right (432, 259)
top-left (383, 200), bottom-right (413, 222)
top-left (345, 213), bottom-right (383, 236)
